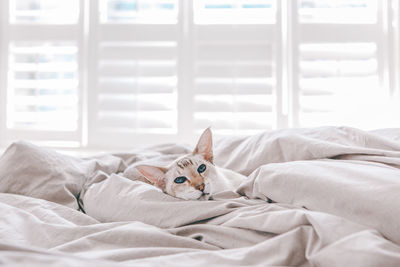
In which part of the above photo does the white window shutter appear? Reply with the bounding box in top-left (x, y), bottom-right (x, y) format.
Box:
top-left (88, 0), bottom-right (279, 147)
top-left (293, 0), bottom-right (397, 129)
top-left (1, 0), bottom-right (399, 149)
top-left (8, 43), bottom-right (79, 131)
top-left (1, 0), bottom-right (82, 147)
top-left (389, 0), bottom-right (400, 96)
top-left (192, 1), bottom-right (278, 136)
top-left (87, 0), bottom-right (179, 148)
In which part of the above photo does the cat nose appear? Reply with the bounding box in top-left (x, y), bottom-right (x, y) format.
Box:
top-left (196, 183), bottom-right (205, 192)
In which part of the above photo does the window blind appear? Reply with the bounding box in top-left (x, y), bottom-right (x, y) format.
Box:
top-left (192, 0), bottom-right (277, 135)
top-left (298, 43), bottom-right (382, 127)
top-left (8, 42), bottom-right (79, 131)
top-left (88, 0), bottom-right (179, 147)
top-left (0, 0), bottom-right (82, 146)
top-left (294, 0), bottom-right (397, 129)
top-left (0, 0), bottom-right (398, 149)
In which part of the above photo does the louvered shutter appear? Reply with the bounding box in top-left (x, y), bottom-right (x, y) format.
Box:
top-left (88, 0), bottom-right (179, 148)
top-left (389, 0), bottom-right (400, 94)
top-left (1, 0), bottom-right (399, 150)
top-left (0, 0), bottom-right (82, 146)
top-left (294, 0), bottom-right (397, 129)
top-left (192, 1), bottom-right (278, 136)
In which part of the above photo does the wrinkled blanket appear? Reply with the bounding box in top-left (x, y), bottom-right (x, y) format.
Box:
top-left (1, 126), bottom-right (400, 266)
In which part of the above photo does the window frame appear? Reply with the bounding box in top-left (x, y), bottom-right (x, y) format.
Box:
top-left (0, 0), bottom-right (399, 150)
top-left (0, 0), bottom-right (86, 148)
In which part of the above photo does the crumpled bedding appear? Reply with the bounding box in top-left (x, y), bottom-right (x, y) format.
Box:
top-left (1, 126), bottom-right (400, 266)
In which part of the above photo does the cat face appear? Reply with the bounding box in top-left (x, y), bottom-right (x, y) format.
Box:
top-left (137, 128), bottom-right (215, 200)
top-left (164, 154), bottom-right (216, 200)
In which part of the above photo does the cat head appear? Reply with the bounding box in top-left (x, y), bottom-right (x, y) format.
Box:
top-left (136, 128), bottom-right (217, 200)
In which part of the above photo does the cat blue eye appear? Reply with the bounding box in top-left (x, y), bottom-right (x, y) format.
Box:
top-left (197, 164), bottom-right (206, 173)
top-left (174, 176), bottom-right (187, 184)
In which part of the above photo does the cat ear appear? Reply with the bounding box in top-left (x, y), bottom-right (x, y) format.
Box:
top-left (193, 127), bottom-right (213, 163)
top-left (136, 165), bottom-right (167, 190)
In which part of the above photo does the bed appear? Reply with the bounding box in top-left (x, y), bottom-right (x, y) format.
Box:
top-left (1, 126), bottom-right (400, 266)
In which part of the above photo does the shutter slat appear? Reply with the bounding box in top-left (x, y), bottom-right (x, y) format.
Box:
top-left (11, 0), bottom-right (79, 24)
top-left (300, 59), bottom-right (377, 77)
top-left (12, 63), bottom-right (77, 72)
top-left (98, 77), bottom-right (176, 94)
top-left (13, 79), bottom-right (78, 89)
top-left (98, 94), bottom-right (175, 111)
top-left (100, 0), bottom-right (178, 24)
top-left (98, 60), bottom-right (176, 77)
top-left (194, 0), bottom-right (276, 24)
top-left (100, 44), bottom-right (176, 60)
top-left (195, 77), bottom-right (274, 94)
top-left (196, 61), bottom-right (273, 77)
top-left (98, 111), bottom-right (175, 129)
top-left (197, 44), bottom-right (272, 61)
top-left (300, 43), bottom-right (376, 60)
top-left (299, 0), bottom-right (377, 24)
top-left (195, 95), bottom-right (273, 112)
top-left (194, 112), bottom-right (273, 130)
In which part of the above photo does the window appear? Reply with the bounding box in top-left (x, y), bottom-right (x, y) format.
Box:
top-left (299, 0), bottom-right (377, 24)
top-left (100, 0), bottom-right (178, 23)
top-left (0, 0), bottom-right (82, 147)
top-left (298, 43), bottom-right (381, 127)
top-left (192, 0), bottom-right (277, 135)
top-left (88, 0), bottom-right (179, 147)
top-left (0, 0), bottom-right (399, 149)
top-left (194, 0), bottom-right (276, 24)
top-left (293, 0), bottom-right (397, 129)
top-left (8, 42), bottom-right (79, 131)
top-left (10, 0), bottom-right (79, 24)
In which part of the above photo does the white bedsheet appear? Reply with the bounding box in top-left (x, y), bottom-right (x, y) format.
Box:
top-left (1, 126), bottom-right (400, 266)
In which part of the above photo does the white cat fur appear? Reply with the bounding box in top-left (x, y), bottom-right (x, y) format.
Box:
top-left (136, 128), bottom-right (246, 200)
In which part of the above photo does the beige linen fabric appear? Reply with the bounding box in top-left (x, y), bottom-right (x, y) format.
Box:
top-left (0, 141), bottom-right (125, 209)
top-left (1, 126), bottom-right (400, 266)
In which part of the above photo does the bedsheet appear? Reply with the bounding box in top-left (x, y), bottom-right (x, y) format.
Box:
top-left (1, 126), bottom-right (400, 266)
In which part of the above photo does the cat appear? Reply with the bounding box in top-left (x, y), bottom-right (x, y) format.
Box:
top-left (136, 128), bottom-right (246, 200)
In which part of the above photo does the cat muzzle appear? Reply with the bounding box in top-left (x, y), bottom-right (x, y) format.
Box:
top-left (196, 183), bottom-right (205, 192)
